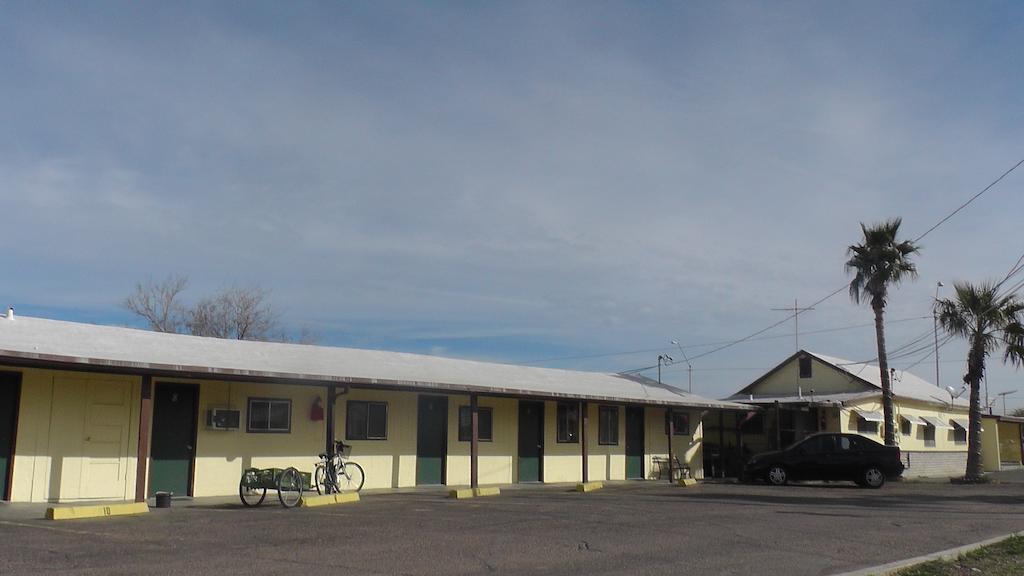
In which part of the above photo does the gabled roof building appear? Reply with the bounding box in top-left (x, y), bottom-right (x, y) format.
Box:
top-left (711, 350), bottom-right (977, 479)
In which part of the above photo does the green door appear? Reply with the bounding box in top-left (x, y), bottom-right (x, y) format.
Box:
top-left (150, 383), bottom-right (198, 496)
top-left (518, 401), bottom-right (544, 482)
top-left (0, 372), bottom-right (21, 501)
top-left (416, 395), bottom-right (447, 485)
top-left (625, 406), bottom-right (645, 479)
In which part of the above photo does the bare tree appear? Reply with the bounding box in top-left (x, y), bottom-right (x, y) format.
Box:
top-left (122, 275), bottom-right (188, 333)
top-left (186, 286), bottom-right (280, 341)
top-left (125, 277), bottom-right (303, 342)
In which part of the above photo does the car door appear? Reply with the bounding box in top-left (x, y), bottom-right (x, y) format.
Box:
top-left (831, 435), bottom-right (863, 480)
top-left (785, 436), bottom-right (820, 480)
top-left (790, 435), bottom-right (834, 481)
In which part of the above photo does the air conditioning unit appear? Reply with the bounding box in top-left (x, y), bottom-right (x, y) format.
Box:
top-left (206, 408), bottom-right (240, 430)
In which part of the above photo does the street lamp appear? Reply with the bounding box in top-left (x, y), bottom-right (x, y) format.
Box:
top-left (933, 281), bottom-right (944, 388)
top-left (670, 340), bottom-right (693, 393)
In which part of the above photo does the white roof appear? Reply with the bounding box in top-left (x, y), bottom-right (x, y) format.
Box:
top-left (0, 315), bottom-right (746, 410)
top-left (806, 352), bottom-right (969, 409)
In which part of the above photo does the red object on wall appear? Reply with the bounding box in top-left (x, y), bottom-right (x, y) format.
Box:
top-left (310, 396), bottom-right (324, 421)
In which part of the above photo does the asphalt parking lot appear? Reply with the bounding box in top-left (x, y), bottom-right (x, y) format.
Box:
top-left (2, 476), bottom-right (1023, 576)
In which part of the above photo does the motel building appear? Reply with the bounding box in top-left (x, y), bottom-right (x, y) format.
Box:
top-left (0, 313), bottom-right (747, 504)
top-left (706, 350), bottom-right (1023, 478)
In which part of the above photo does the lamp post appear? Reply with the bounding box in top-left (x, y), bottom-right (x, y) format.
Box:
top-left (933, 282), bottom-right (944, 388)
top-left (658, 354), bottom-right (674, 483)
top-left (670, 340), bottom-right (693, 393)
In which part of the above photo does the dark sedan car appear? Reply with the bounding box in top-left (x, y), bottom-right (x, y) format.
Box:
top-left (742, 432), bottom-right (904, 488)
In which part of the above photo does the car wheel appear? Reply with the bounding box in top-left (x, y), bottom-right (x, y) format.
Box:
top-left (766, 465), bottom-right (788, 486)
top-left (861, 466), bottom-right (885, 489)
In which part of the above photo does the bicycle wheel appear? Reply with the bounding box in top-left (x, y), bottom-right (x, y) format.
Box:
top-left (277, 467), bottom-right (303, 508)
top-left (338, 462), bottom-right (365, 492)
top-left (239, 472), bottom-right (267, 507)
top-left (314, 463), bottom-right (329, 495)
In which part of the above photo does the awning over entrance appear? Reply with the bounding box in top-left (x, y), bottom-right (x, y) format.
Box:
top-left (854, 410), bottom-right (884, 422)
top-left (921, 416), bottom-right (954, 429)
top-left (950, 418), bottom-right (982, 432)
top-left (899, 414), bottom-right (928, 426)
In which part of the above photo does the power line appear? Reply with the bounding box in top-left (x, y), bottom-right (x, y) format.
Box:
top-left (912, 157), bottom-right (1024, 243)
top-left (618, 154), bottom-right (1024, 375)
top-left (525, 315), bottom-right (929, 365)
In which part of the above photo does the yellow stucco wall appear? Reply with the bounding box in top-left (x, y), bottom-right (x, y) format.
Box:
top-left (997, 420), bottom-right (1021, 464)
top-left (584, 403), bottom-right (626, 482)
top-left (843, 398), bottom-right (969, 452)
top-left (748, 356), bottom-right (873, 397)
top-left (644, 407), bottom-right (704, 480)
top-left (191, 379), bottom-right (327, 497)
top-left (542, 400), bottom-right (584, 483)
top-left (445, 395), bottom-right (516, 486)
top-left (6, 365), bottom-right (712, 502)
top-left (982, 416), bottom-right (1001, 472)
top-left (9, 366), bottom-right (141, 503)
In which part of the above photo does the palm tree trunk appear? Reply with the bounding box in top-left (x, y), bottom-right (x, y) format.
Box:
top-left (964, 338), bottom-right (986, 481)
top-left (873, 302), bottom-right (896, 446)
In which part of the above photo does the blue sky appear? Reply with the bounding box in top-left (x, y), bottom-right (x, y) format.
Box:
top-left (2, 2), bottom-right (1023, 407)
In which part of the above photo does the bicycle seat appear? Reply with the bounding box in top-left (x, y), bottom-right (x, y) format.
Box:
top-left (318, 452), bottom-right (327, 459)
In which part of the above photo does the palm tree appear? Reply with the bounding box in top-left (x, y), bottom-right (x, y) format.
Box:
top-left (937, 282), bottom-right (1024, 481)
top-left (846, 218), bottom-right (921, 446)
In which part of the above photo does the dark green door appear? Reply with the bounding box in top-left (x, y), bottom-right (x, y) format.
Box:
top-left (518, 401), bottom-right (544, 482)
top-left (625, 406), bottom-right (645, 479)
top-left (0, 372), bottom-right (21, 501)
top-left (150, 383), bottom-right (198, 497)
top-left (416, 395), bottom-right (447, 485)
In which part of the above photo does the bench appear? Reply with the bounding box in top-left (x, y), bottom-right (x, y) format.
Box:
top-left (651, 456), bottom-right (691, 481)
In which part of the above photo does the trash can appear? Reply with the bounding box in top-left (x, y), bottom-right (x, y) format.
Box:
top-left (154, 491), bottom-right (172, 508)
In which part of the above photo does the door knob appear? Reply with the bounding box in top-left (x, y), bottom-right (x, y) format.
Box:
top-left (186, 445), bottom-right (194, 451)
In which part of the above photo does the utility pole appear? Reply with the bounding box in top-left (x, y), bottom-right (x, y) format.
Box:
top-left (771, 298), bottom-right (815, 351)
top-left (670, 340), bottom-right (692, 393)
top-left (934, 282), bottom-right (944, 388)
top-left (998, 391), bottom-right (1017, 416)
top-left (657, 354), bottom-right (673, 387)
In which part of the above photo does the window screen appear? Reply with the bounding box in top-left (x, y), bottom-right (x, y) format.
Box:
top-left (247, 398), bottom-right (291, 433)
top-left (458, 405), bottom-right (493, 442)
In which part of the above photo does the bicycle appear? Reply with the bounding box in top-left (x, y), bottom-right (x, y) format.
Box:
top-left (315, 440), bottom-right (365, 494)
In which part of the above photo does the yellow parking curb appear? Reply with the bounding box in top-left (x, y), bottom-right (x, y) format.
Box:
top-left (473, 487), bottom-right (500, 497)
top-left (677, 478), bottom-right (698, 487)
top-left (575, 481), bottom-right (604, 493)
top-left (448, 488), bottom-right (475, 499)
top-left (301, 492), bottom-right (360, 508)
top-left (46, 502), bottom-right (149, 521)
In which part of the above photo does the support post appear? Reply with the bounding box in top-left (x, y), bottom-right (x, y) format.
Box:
top-left (325, 384), bottom-right (337, 457)
top-left (667, 408), bottom-right (675, 483)
top-left (470, 394), bottom-right (479, 489)
top-left (734, 412), bottom-right (743, 479)
top-left (581, 401), bottom-right (588, 483)
top-left (718, 410), bottom-right (726, 479)
top-left (774, 401), bottom-right (782, 450)
top-left (134, 375), bottom-right (153, 503)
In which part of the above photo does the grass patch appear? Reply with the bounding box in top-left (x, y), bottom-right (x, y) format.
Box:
top-left (896, 536), bottom-right (1024, 576)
